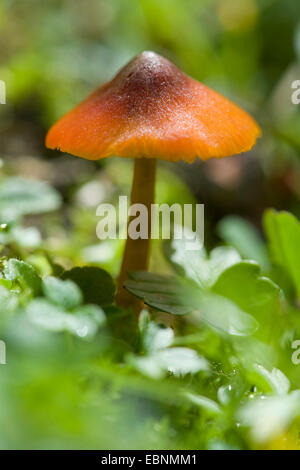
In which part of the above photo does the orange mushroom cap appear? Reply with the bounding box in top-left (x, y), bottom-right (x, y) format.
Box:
top-left (46, 51), bottom-right (261, 163)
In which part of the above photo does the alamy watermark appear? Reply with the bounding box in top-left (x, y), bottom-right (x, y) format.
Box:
top-left (292, 340), bottom-right (300, 365)
top-left (96, 196), bottom-right (204, 250)
top-left (0, 340), bottom-right (6, 364)
top-left (291, 80), bottom-right (300, 104)
top-left (0, 80), bottom-right (6, 104)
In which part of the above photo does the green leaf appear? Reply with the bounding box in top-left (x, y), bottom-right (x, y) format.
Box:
top-left (238, 391), bottom-right (300, 443)
top-left (164, 231), bottom-right (241, 288)
top-left (155, 347), bottom-right (209, 376)
top-left (249, 364), bottom-right (290, 396)
top-left (143, 324), bottom-right (174, 353)
top-left (72, 304), bottom-right (106, 327)
top-left (163, 228), bottom-right (206, 283)
top-left (26, 299), bottom-right (105, 339)
top-left (202, 247), bottom-right (242, 287)
top-left (231, 337), bottom-right (276, 371)
top-left (212, 261), bottom-right (281, 324)
top-left (139, 312), bottom-right (174, 353)
top-left (0, 177), bottom-right (61, 221)
top-left (0, 278), bottom-right (12, 289)
top-left (127, 354), bottom-right (164, 379)
top-left (128, 347), bottom-right (209, 379)
top-left (4, 258), bottom-right (42, 295)
top-left (124, 271), bottom-right (192, 315)
top-left (218, 216), bottom-right (270, 271)
top-left (190, 292), bottom-right (259, 337)
top-left (126, 271), bottom-right (258, 336)
top-left (0, 285), bottom-right (19, 317)
top-left (42, 276), bottom-right (83, 310)
top-left (185, 392), bottom-right (222, 415)
top-left (62, 266), bottom-right (115, 306)
top-left (263, 210), bottom-right (300, 297)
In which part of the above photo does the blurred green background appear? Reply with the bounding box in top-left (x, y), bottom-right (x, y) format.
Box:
top-left (0, 0), bottom-right (300, 450)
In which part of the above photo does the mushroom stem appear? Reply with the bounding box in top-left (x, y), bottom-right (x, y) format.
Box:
top-left (116, 157), bottom-right (156, 315)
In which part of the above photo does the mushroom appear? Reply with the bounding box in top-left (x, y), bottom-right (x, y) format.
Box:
top-left (46, 51), bottom-right (261, 314)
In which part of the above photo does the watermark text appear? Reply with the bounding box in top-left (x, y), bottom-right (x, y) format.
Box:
top-left (0, 80), bottom-right (6, 104)
top-left (96, 196), bottom-right (204, 250)
top-left (292, 340), bottom-right (300, 365)
top-left (291, 80), bottom-right (300, 104)
top-left (0, 340), bottom-right (6, 364)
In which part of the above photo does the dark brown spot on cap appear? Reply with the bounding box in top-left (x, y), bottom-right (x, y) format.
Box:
top-left (110, 51), bottom-right (188, 117)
